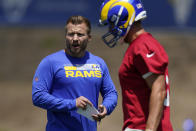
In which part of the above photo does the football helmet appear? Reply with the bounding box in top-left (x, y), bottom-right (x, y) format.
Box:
top-left (99, 0), bottom-right (147, 47)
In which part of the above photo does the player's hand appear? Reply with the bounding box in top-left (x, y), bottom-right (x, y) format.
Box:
top-left (76, 96), bottom-right (92, 110)
top-left (92, 105), bottom-right (107, 122)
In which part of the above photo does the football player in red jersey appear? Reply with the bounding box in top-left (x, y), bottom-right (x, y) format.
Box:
top-left (99, 0), bottom-right (173, 131)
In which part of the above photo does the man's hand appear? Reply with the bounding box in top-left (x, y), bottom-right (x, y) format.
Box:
top-left (92, 105), bottom-right (107, 122)
top-left (76, 96), bottom-right (92, 109)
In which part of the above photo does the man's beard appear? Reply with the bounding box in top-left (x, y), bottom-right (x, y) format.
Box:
top-left (65, 39), bottom-right (88, 57)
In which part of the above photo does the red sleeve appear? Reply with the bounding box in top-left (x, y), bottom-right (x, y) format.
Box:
top-left (133, 41), bottom-right (168, 76)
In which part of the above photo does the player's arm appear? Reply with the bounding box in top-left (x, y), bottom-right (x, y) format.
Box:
top-left (95, 60), bottom-right (118, 121)
top-left (99, 62), bottom-right (118, 115)
top-left (32, 58), bottom-right (76, 112)
top-left (145, 73), bottom-right (166, 131)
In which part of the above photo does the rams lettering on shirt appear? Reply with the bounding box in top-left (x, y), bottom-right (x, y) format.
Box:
top-left (64, 64), bottom-right (102, 78)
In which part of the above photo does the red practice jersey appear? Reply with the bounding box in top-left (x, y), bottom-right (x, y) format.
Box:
top-left (119, 32), bottom-right (173, 131)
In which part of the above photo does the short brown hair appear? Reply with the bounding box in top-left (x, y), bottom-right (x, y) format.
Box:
top-left (65, 15), bottom-right (91, 35)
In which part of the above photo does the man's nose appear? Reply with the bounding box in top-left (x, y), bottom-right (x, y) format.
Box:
top-left (73, 34), bottom-right (79, 41)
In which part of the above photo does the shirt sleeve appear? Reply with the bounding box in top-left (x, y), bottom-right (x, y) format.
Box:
top-left (100, 60), bottom-right (118, 115)
top-left (32, 57), bottom-right (76, 112)
top-left (133, 43), bottom-right (168, 77)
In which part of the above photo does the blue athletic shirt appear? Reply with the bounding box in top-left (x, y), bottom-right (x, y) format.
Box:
top-left (32, 50), bottom-right (118, 131)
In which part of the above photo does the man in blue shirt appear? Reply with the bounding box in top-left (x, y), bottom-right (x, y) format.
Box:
top-left (32, 15), bottom-right (118, 131)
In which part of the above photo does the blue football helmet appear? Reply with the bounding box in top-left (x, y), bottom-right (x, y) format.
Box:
top-left (99, 0), bottom-right (147, 47)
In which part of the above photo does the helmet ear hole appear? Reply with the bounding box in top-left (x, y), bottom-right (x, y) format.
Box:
top-left (110, 15), bottom-right (117, 23)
